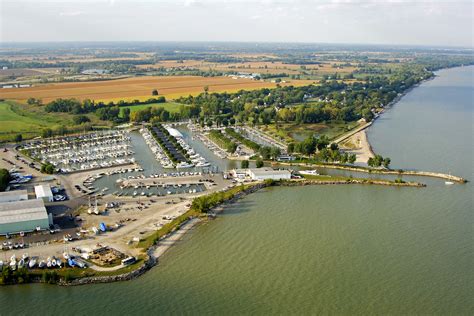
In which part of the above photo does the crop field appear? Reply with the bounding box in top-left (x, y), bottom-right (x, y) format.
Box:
top-left (0, 75), bottom-right (314, 103)
top-left (138, 60), bottom-right (358, 75)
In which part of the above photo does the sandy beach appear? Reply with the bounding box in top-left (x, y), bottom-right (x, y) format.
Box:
top-left (339, 129), bottom-right (375, 165)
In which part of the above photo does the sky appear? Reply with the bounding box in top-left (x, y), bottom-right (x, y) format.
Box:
top-left (0, 0), bottom-right (473, 47)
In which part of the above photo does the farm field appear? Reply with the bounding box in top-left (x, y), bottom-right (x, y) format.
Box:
top-left (0, 75), bottom-right (315, 103)
top-left (138, 60), bottom-right (358, 75)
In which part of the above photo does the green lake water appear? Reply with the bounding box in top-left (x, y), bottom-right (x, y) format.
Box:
top-left (0, 66), bottom-right (472, 315)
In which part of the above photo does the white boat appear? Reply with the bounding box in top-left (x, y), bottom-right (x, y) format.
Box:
top-left (445, 181), bottom-right (454, 185)
top-left (176, 162), bottom-right (195, 169)
top-left (18, 259), bottom-right (25, 268)
top-left (29, 257), bottom-right (37, 268)
top-left (299, 170), bottom-right (319, 176)
top-left (52, 258), bottom-right (57, 268)
top-left (0, 260), bottom-right (3, 269)
top-left (196, 162), bottom-right (211, 167)
top-left (38, 260), bottom-right (46, 268)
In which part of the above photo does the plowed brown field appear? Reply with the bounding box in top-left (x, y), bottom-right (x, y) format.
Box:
top-left (0, 75), bottom-right (315, 103)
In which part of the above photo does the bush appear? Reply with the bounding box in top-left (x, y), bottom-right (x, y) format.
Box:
top-left (42, 271), bottom-right (59, 284)
top-left (14, 134), bottom-right (23, 142)
top-left (41, 163), bottom-right (55, 174)
top-left (73, 115), bottom-right (91, 125)
top-left (0, 168), bottom-right (11, 192)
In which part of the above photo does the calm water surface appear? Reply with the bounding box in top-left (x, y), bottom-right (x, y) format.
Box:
top-left (0, 66), bottom-right (472, 315)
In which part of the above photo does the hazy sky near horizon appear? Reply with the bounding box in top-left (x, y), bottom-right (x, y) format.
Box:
top-left (0, 0), bottom-right (473, 47)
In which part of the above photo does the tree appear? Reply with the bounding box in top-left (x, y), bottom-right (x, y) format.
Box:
top-left (362, 109), bottom-right (374, 122)
top-left (41, 163), bottom-right (55, 174)
top-left (367, 157), bottom-right (374, 167)
top-left (259, 146), bottom-right (272, 159)
top-left (287, 143), bottom-right (295, 154)
top-left (203, 85), bottom-right (209, 93)
top-left (270, 147), bottom-right (281, 160)
top-left (241, 160), bottom-right (249, 169)
top-left (255, 158), bottom-right (264, 168)
top-left (14, 134), bottom-right (22, 142)
top-left (42, 129), bottom-right (53, 138)
top-left (382, 157), bottom-right (391, 169)
top-left (73, 115), bottom-right (90, 125)
top-left (348, 153), bottom-right (356, 164)
top-left (152, 89), bottom-right (159, 96)
top-left (0, 168), bottom-right (11, 192)
top-left (226, 142), bottom-right (237, 154)
top-left (122, 108), bottom-right (131, 122)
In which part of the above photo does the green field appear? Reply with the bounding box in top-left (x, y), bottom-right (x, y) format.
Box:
top-left (0, 102), bottom-right (65, 141)
top-left (261, 121), bottom-right (360, 143)
top-left (0, 101), bottom-right (109, 142)
top-left (120, 101), bottom-right (184, 114)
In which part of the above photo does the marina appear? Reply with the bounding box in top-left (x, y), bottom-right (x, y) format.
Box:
top-left (2, 65), bottom-right (470, 314)
top-left (20, 130), bottom-right (135, 173)
top-left (140, 123), bottom-right (212, 169)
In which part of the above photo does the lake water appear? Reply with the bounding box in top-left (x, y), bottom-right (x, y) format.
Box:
top-left (0, 66), bottom-right (472, 315)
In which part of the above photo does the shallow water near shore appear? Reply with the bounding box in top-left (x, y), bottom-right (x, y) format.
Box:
top-left (0, 66), bottom-right (472, 314)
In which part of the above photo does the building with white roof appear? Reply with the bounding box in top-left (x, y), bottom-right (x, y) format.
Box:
top-left (248, 167), bottom-right (291, 181)
top-left (0, 199), bottom-right (52, 235)
top-left (165, 127), bottom-right (183, 138)
top-left (230, 168), bottom-right (291, 181)
top-left (34, 184), bottom-right (54, 202)
top-left (0, 190), bottom-right (28, 203)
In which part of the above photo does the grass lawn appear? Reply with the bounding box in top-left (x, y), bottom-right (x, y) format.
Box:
top-left (0, 101), bottom-right (109, 142)
top-left (262, 121), bottom-right (361, 143)
top-left (120, 101), bottom-right (184, 114)
top-left (0, 101), bottom-right (69, 141)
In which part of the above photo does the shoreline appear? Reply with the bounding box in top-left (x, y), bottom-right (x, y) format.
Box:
top-left (1, 68), bottom-right (467, 287)
top-left (275, 161), bottom-right (467, 183)
top-left (0, 176), bottom-right (425, 287)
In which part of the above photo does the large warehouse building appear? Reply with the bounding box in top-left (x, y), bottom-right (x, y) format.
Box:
top-left (0, 190), bottom-right (29, 203)
top-left (0, 199), bottom-right (52, 235)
